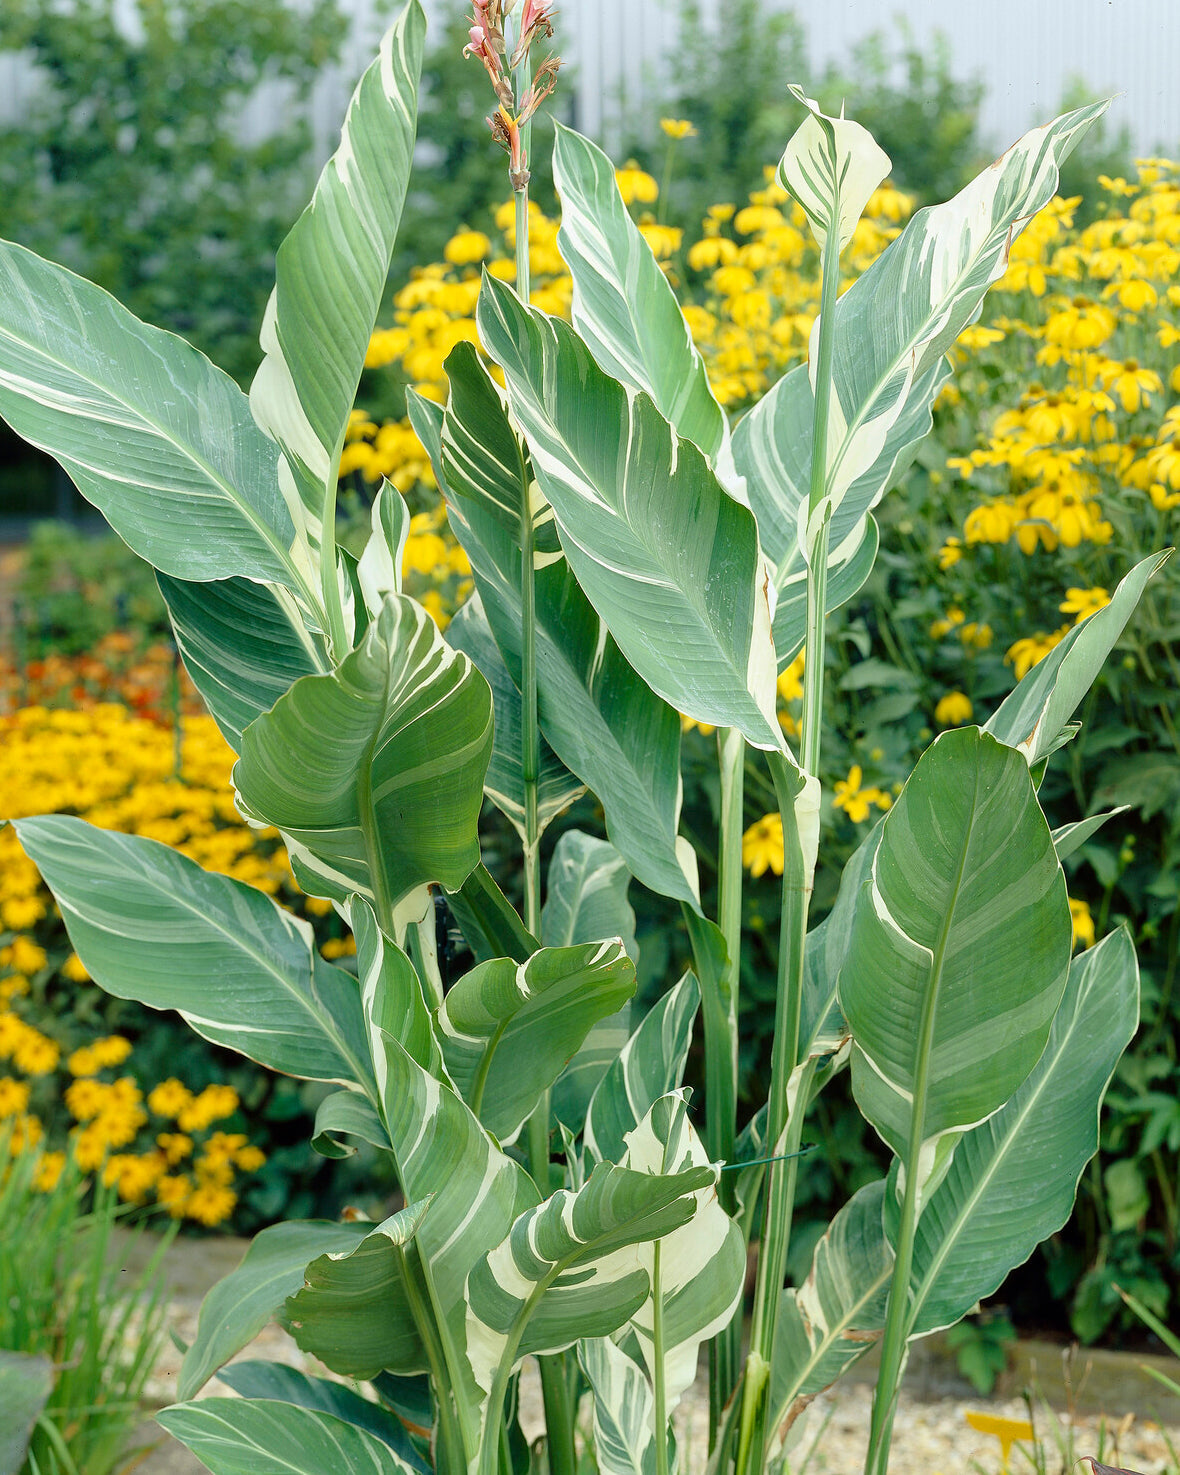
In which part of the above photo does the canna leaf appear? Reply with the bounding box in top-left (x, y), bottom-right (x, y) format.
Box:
top-left (12, 816), bottom-right (373, 1092)
top-left (904, 929), bottom-right (1139, 1335)
top-left (0, 240), bottom-right (309, 598)
top-left (212, 1363), bottom-right (428, 1472)
top-left (448, 595), bottom-right (585, 841)
top-left (777, 85), bottom-right (891, 255)
top-left (436, 939), bottom-right (636, 1141)
top-left (249, 1), bottom-right (424, 560)
top-left (837, 728), bottom-right (1072, 1194)
top-left (311, 1089), bottom-right (391, 1160)
top-left (284, 1201), bottom-right (431, 1380)
top-left (736, 103), bottom-right (1108, 661)
top-left (177, 1221), bottom-right (369, 1400)
top-left (410, 356), bottom-right (699, 910)
top-left (157, 572), bottom-right (326, 752)
top-left (0, 1351), bottom-right (54, 1475)
top-left (235, 594), bottom-right (493, 913)
top-left (585, 972), bottom-right (701, 1165)
top-left (358, 480), bottom-right (411, 615)
top-left (476, 272), bottom-right (783, 751)
top-left (158, 1399), bottom-right (420, 1475)
top-left (551, 121), bottom-right (741, 497)
top-left (578, 1338), bottom-right (672, 1475)
top-left (985, 551), bottom-right (1170, 764)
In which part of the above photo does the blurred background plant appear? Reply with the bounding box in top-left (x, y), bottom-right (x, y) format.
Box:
top-left (0, 1131), bottom-right (172, 1475)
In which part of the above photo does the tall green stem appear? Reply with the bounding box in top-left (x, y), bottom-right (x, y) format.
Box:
top-left (708, 726), bottom-right (745, 1440)
top-left (734, 205), bottom-right (843, 1475)
top-left (653, 1242), bottom-right (670, 1475)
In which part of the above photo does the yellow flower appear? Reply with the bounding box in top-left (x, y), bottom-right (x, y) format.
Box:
top-left (1059, 586), bottom-right (1110, 623)
top-left (186, 1182), bottom-right (237, 1226)
top-left (965, 1410), bottom-right (1034, 1468)
top-left (33, 1151), bottom-right (65, 1193)
top-left (938, 537), bottom-right (963, 570)
top-left (638, 222), bottom-right (683, 260)
top-left (156, 1173), bottom-right (192, 1218)
top-left (777, 653), bottom-right (805, 705)
top-left (148, 1078), bottom-right (193, 1119)
top-left (1006, 628), bottom-right (1068, 680)
top-left (687, 236), bottom-right (738, 271)
top-left (1099, 358), bottom-right (1163, 413)
top-left (177, 1084), bottom-right (238, 1133)
top-left (443, 229), bottom-right (491, 266)
top-left (1149, 481), bottom-right (1180, 510)
top-left (157, 1132), bottom-right (193, 1165)
top-left (742, 814), bottom-right (784, 878)
top-left (833, 766), bottom-right (872, 824)
top-left (1069, 897), bottom-right (1096, 950)
top-left (659, 118), bottom-right (697, 140)
top-left (614, 162), bottom-right (658, 206)
top-left (964, 501), bottom-right (1018, 544)
top-left (934, 692), bottom-right (973, 728)
top-left (680, 713), bottom-right (716, 737)
top-left (0, 1076), bottom-right (30, 1117)
top-left (60, 952), bottom-right (90, 983)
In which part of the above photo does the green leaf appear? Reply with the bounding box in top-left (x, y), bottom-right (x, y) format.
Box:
top-left (838, 728), bottom-right (1072, 1182)
top-left (311, 1089), bottom-right (391, 1160)
top-left (578, 1339), bottom-right (670, 1475)
top-left (354, 896), bottom-right (442, 1078)
top-left (235, 593), bottom-right (493, 912)
top-left (0, 1351), bottom-right (54, 1475)
top-left (178, 1221), bottom-right (368, 1400)
top-left (905, 929), bottom-right (1139, 1335)
top-left (738, 105), bottom-right (1107, 662)
top-left (464, 1093), bottom-right (714, 1402)
top-left (585, 973), bottom-right (700, 1165)
top-left (766, 1181), bottom-right (893, 1453)
top-left (1051, 808), bottom-right (1129, 862)
top-left (158, 1399), bottom-right (419, 1475)
top-left (447, 865), bottom-right (539, 966)
top-left (410, 358), bottom-right (697, 910)
top-left (157, 573), bottom-right (326, 752)
top-left (777, 86), bottom-right (892, 255)
top-left (11, 815), bottom-right (373, 1089)
top-left (284, 1201), bottom-right (431, 1379)
top-left (0, 239), bottom-right (308, 595)
top-left (249, 2), bottom-right (425, 554)
top-left (543, 830), bottom-right (637, 959)
top-left (213, 1363), bottom-right (427, 1472)
top-left (551, 122), bottom-right (736, 487)
top-left (476, 271), bottom-right (782, 751)
top-left (985, 552), bottom-right (1169, 763)
top-left (367, 1011), bottom-right (538, 1435)
top-left (448, 595), bottom-right (584, 841)
top-left (543, 830), bottom-right (638, 1131)
top-left (438, 940), bottom-right (636, 1141)
top-left (358, 480), bottom-right (411, 614)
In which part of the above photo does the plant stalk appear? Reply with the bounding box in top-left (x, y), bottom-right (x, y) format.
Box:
top-left (735, 194), bottom-right (843, 1475)
top-left (708, 726), bottom-right (745, 1440)
top-left (653, 1241), bottom-right (671, 1475)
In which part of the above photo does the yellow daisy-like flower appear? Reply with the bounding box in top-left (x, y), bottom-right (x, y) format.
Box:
top-left (833, 766), bottom-right (872, 823)
top-left (443, 229), bottom-right (491, 266)
top-left (934, 691), bottom-right (973, 728)
top-left (614, 162), bottom-right (658, 206)
top-left (938, 537), bottom-right (963, 570)
top-left (1059, 586), bottom-right (1110, 623)
top-left (659, 118), bottom-right (697, 140)
top-left (1005, 628), bottom-right (1068, 681)
top-left (741, 814), bottom-right (784, 878)
top-left (1069, 897), bottom-right (1096, 950)
top-left (148, 1078), bottom-right (193, 1119)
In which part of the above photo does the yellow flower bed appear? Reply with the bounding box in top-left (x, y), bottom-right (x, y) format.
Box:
top-left (0, 702), bottom-right (344, 1224)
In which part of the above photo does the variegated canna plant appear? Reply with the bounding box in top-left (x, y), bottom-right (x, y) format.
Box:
top-left (0, 4), bottom-right (1166, 1474)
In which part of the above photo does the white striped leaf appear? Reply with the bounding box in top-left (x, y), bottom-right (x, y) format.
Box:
top-left (737, 104), bottom-right (1106, 636)
top-left (585, 973), bottom-right (700, 1166)
top-left (905, 928), bottom-right (1139, 1336)
top-left (211, 1364), bottom-right (427, 1472)
top-left (178, 1221), bottom-right (369, 1400)
top-left (616, 1094), bottom-right (746, 1416)
top-left (985, 552), bottom-right (1169, 764)
top-left (157, 1399), bottom-right (420, 1475)
top-left (235, 594), bottom-right (493, 911)
top-left (448, 596), bottom-right (585, 842)
top-left (464, 1093), bottom-right (714, 1405)
top-left (11, 815), bottom-right (373, 1091)
top-left (437, 939), bottom-right (636, 1142)
top-left (358, 480), bottom-right (411, 615)
top-left (353, 896), bottom-right (443, 1081)
top-left (408, 380), bottom-right (697, 909)
top-left (777, 86), bottom-right (891, 255)
top-left (837, 728), bottom-right (1072, 1191)
top-left (551, 123), bottom-right (741, 500)
top-left (732, 359), bottom-right (937, 665)
top-left (1052, 808), bottom-right (1128, 862)
top-left (447, 864), bottom-right (539, 967)
top-left (578, 1338), bottom-right (674, 1475)
top-left (284, 1201), bottom-right (431, 1379)
top-left (543, 831), bottom-right (637, 1132)
top-left (249, 1), bottom-right (424, 559)
top-left (366, 1003), bottom-right (538, 1439)
top-left (476, 273), bottom-right (783, 752)
top-left (311, 1088), bottom-right (391, 1160)
top-left (766, 1180), bottom-right (893, 1453)
top-left (0, 240), bottom-right (309, 597)
top-left (157, 573), bottom-right (327, 751)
